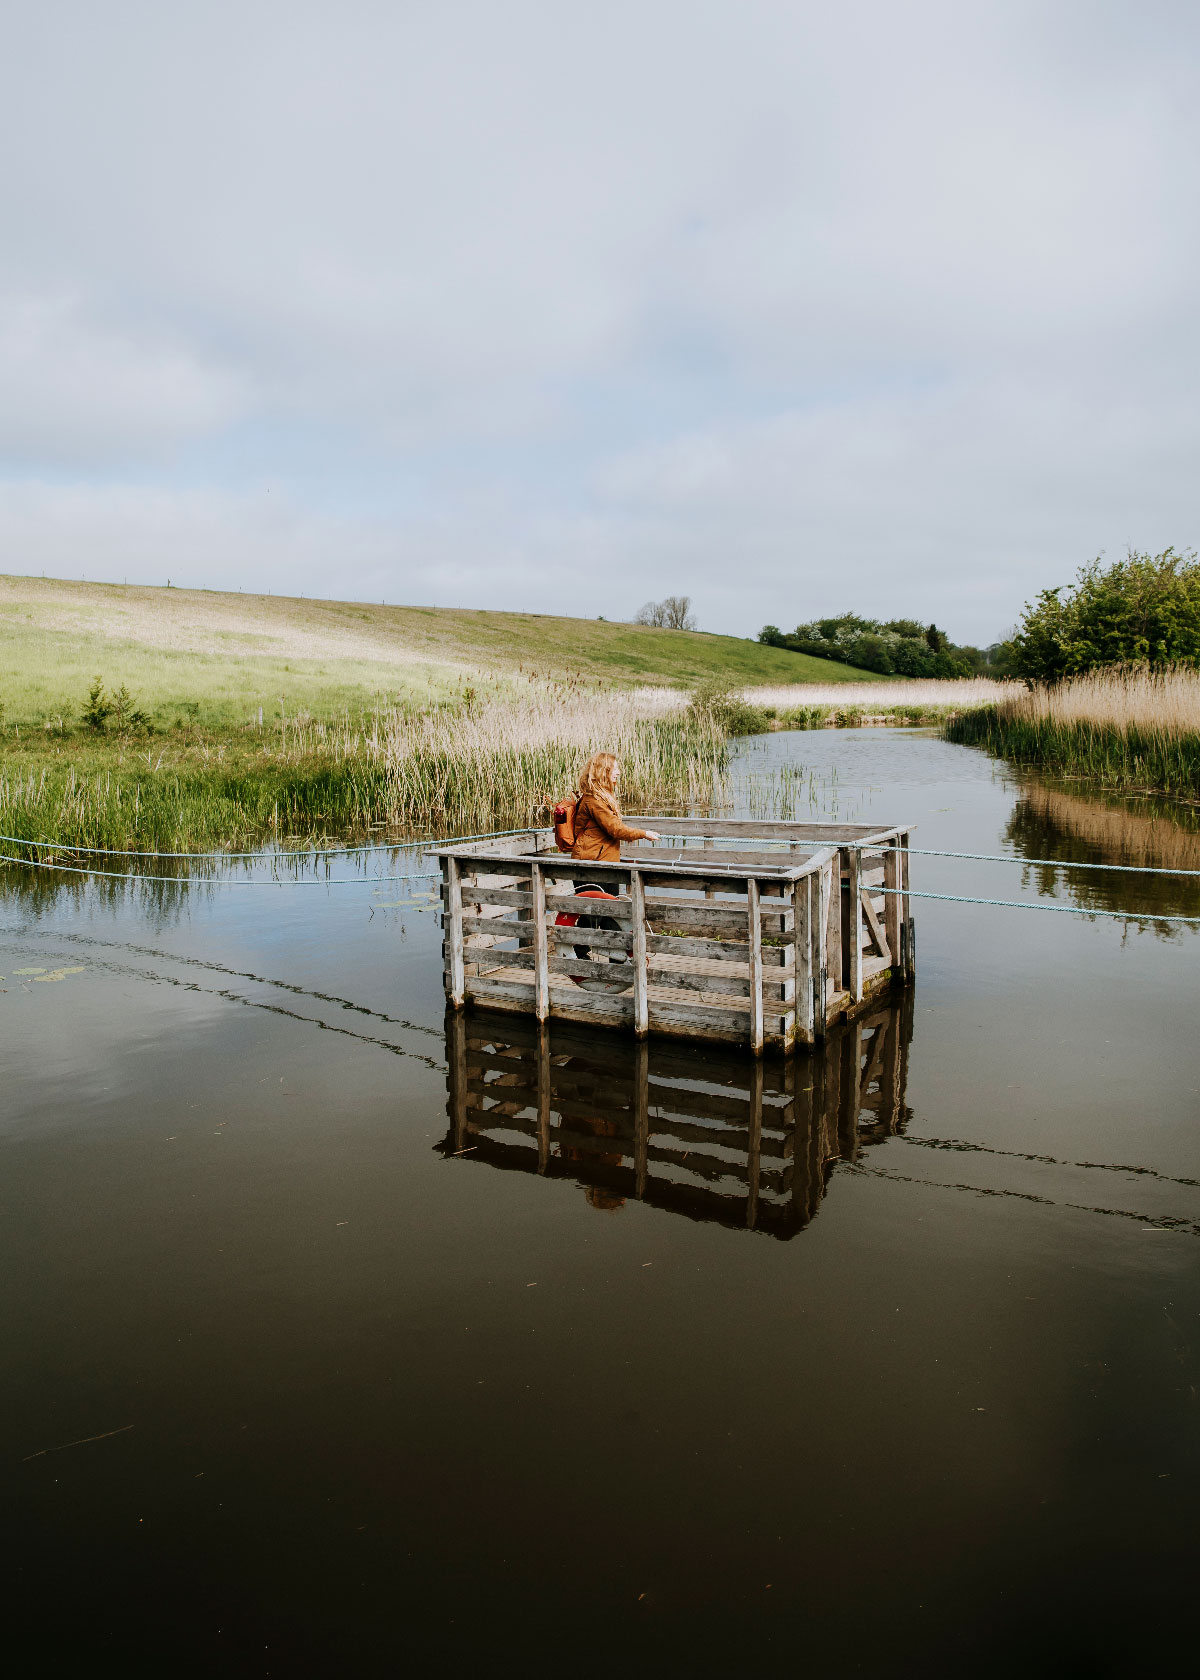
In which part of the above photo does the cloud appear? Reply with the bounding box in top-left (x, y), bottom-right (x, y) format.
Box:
top-left (0, 1), bottom-right (1198, 642)
top-left (0, 292), bottom-right (248, 465)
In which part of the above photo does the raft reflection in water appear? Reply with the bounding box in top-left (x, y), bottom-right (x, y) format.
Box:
top-left (440, 994), bottom-right (913, 1238)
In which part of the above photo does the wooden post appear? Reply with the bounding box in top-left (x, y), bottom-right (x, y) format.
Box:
top-left (536, 1020), bottom-right (551, 1173)
top-left (825, 854), bottom-right (842, 1006)
top-left (630, 867), bottom-right (648, 1038)
top-left (531, 862), bottom-right (549, 1021)
top-left (633, 1038), bottom-right (649, 1198)
top-left (845, 846), bottom-right (864, 1003)
top-left (746, 876), bottom-right (764, 1053)
top-left (814, 857), bottom-right (831, 1042)
top-left (900, 831), bottom-right (914, 978)
top-left (793, 873), bottom-right (814, 1048)
top-left (445, 855), bottom-right (465, 1007)
top-left (704, 834), bottom-right (715, 900)
top-left (883, 841), bottom-right (901, 974)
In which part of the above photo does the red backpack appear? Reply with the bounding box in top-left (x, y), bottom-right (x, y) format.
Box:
top-left (553, 793), bottom-right (582, 852)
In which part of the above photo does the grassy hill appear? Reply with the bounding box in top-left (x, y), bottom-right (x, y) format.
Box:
top-left (0, 574), bottom-right (875, 729)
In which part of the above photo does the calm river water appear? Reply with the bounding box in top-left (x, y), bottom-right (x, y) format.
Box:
top-left (3, 730), bottom-right (1198, 1675)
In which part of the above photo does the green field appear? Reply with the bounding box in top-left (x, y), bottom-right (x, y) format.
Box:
top-left (0, 574), bottom-right (874, 731)
top-left (0, 573), bottom-right (878, 851)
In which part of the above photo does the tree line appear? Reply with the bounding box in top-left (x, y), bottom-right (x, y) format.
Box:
top-left (757, 548), bottom-right (1200, 683)
top-left (758, 614), bottom-right (991, 677)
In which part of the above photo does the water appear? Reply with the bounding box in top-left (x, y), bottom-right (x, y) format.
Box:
top-left (3, 730), bottom-right (1198, 1674)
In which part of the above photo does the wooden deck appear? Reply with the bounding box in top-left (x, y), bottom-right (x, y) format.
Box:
top-left (432, 818), bottom-right (915, 1054)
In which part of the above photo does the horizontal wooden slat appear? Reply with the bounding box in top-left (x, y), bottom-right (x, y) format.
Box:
top-left (458, 885), bottom-right (535, 908)
top-left (549, 926), bottom-right (632, 952)
top-left (545, 892), bottom-right (633, 921)
top-left (466, 975), bottom-right (634, 1022)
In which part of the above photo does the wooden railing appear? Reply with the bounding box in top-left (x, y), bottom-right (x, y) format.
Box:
top-left (433, 820), bottom-right (913, 1051)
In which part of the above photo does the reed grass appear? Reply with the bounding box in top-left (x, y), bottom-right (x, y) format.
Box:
top-left (946, 666), bottom-right (1200, 796)
top-left (746, 677), bottom-right (1017, 728)
top-left (0, 684), bottom-right (727, 855)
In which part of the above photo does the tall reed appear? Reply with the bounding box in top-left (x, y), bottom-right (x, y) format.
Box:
top-left (947, 666), bottom-right (1200, 796)
top-left (0, 685), bottom-right (727, 854)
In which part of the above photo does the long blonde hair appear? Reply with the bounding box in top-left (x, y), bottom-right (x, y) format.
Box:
top-left (578, 750), bottom-right (619, 809)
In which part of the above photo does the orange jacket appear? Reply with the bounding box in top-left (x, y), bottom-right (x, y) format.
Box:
top-left (570, 795), bottom-right (650, 864)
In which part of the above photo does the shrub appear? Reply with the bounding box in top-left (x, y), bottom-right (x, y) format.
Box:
top-left (81, 676), bottom-right (152, 735)
top-left (1013, 548), bottom-right (1200, 683)
top-left (688, 679), bottom-right (770, 736)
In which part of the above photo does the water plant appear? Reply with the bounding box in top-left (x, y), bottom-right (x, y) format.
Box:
top-left (946, 665), bottom-right (1200, 796)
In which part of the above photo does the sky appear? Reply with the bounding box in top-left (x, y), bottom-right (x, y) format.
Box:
top-left (1, 0), bottom-right (1198, 646)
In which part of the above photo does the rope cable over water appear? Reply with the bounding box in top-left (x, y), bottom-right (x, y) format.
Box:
top-left (0, 853), bottom-right (444, 887)
top-left (1, 826), bottom-right (1198, 919)
top-left (875, 886), bottom-right (1200, 925)
top-left (0, 825), bottom-right (542, 861)
top-left (859, 843), bottom-right (1200, 878)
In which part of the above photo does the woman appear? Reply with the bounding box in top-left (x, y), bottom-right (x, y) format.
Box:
top-left (570, 751), bottom-right (660, 862)
top-left (566, 753), bottom-right (660, 975)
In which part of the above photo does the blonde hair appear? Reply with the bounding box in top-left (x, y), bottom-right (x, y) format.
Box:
top-left (578, 750), bottom-right (619, 807)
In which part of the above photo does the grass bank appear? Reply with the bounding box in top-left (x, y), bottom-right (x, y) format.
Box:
top-left (0, 574), bottom-right (871, 730)
top-left (946, 666), bottom-right (1200, 797)
top-left (0, 686), bottom-right (727, 854)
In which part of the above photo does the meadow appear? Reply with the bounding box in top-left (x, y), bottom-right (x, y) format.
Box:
top-left (947, 665), bottom-right (1200, 797)
top-left (0, 574), bottom-right (872, 732)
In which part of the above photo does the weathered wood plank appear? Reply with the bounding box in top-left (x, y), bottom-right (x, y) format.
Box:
top-left (860, 886), bottom-right (889, 960)
top-left (531, 863), bottom-right (549, 1021)
top-left (445, 856), bottom-right (465, 1007)
top-left (629, 868), bottom-right (649, 1037)
top-left (458, 885), bottom-right (535, 908)
top-left (884, 844), bottom-right (901, 976)
top-left (467, 975), bottom-right (634, 1023)
top-left (549, 925), bottom-right (632, 953)
top-left (846, 846), bottom-right (864, 1004)
top-left (544, 891), bottom-right (633, 921)
top-left (794, 872), bottom-right (815, 1046)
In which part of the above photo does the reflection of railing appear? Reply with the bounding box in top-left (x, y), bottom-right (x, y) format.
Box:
top-left (440, 996), bottom-right (913, 1239)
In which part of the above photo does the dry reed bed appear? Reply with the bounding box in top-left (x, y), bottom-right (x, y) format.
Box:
top-left (746, 678), bottom-right (1008, 712)
top-left (947, 666), bottom-right (1200, 796)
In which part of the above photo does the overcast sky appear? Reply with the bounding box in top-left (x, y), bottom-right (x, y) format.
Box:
top-left (2, 0), bottom-right (1197, 645)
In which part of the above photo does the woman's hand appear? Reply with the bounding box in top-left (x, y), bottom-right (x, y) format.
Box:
top-left (642, 830), bottom-right (661, 841)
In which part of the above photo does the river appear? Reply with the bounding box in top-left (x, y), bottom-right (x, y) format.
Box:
top-left (2, 728), bottom-right (1197, 1674)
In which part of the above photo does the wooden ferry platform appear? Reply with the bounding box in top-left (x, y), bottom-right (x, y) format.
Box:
top-left (433, 819), bottom-right (915, 1054)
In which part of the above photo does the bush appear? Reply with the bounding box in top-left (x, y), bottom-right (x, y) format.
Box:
top-left (81, 676), bottom-right (152, 735)
top-left (1013, 548), bottom-right (1200, 683)
top-left (688, 679), bottom-right (770, 736)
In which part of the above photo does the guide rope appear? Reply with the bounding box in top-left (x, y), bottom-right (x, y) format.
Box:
top-left (0, 825), bottom-right (542, 861)
top-left (0, 851), bottom-right (444, 888)
top-left (875, 886), bottom-right (1200, 925)
top-left (855, 843), bottom-right (1200, 878)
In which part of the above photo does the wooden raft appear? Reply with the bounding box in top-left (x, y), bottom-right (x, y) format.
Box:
top-left (432, 818), bottom-right (915, 1054)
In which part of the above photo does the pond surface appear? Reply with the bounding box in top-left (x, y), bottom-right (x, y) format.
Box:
top-left (2, 730), bottom-right (1198, 1675)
